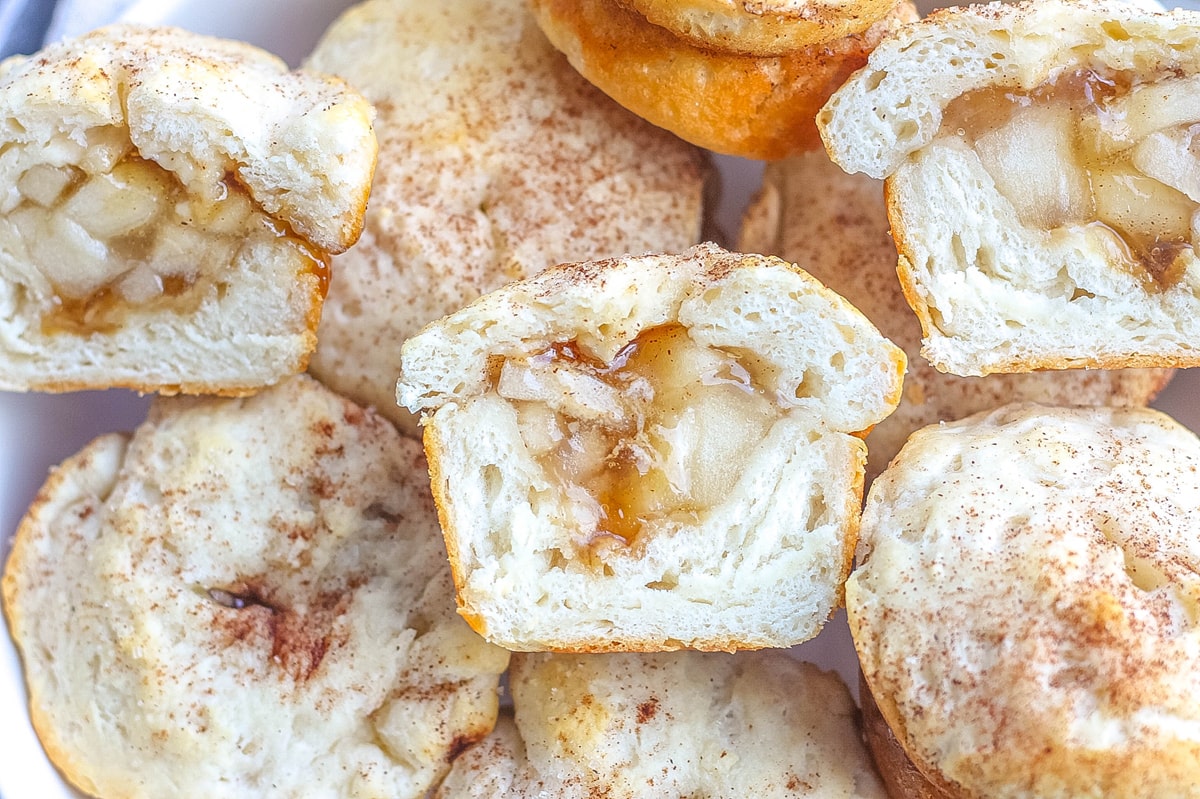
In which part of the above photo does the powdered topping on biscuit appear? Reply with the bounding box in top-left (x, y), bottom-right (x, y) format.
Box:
top-left (850, 403), bottom-right (1200, 798)
top-left (1, 375), bottom-right (509, 799)
top-left (304, 0), bottom-right (704, 435)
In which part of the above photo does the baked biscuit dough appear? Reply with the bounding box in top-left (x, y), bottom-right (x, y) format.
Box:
top-left (531, 0), bottom-right (917, 160)
top-left (1, 375), bottom-right (510, 799)
top-left (849, 403), bottom-right (1200, 799)
top-left (304, 0), bottom-right (706, 437)
top-left (398, 243), bottom-right (905, 652)
top-left (621, 0), bottom-right (905, 55)
top-left (818, 0), bottom-right (1200, 376)
top-left (434, 651), bottom-right (887, 799)
top-left (0, 25), bottom-right (377, 395)
top-left (740, 150), bottom-right (1173, 481)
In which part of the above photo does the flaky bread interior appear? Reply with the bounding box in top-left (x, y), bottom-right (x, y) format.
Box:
top-left (818, 0), bottom-right (1200, 376)
top-left (618, 0), bottom-right (907, 55)
top-left (530, 0), bottom-right (917, 160)
top-left (739, 149), bottom-right (1173, 481)
top-left (303, 0), bottom-right (706, 437)
top-left (398, 242), bottom-right (905, 652)
top-left (0, 25), bottom-right (377, 394)
top-left (1, 375), bottom-right (509, 799)
top-left (434, 651), bottom-right (888, 798)
top-left (848, 403), bottom-right (1200, 799)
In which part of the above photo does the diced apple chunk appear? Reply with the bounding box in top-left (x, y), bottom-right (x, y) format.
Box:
top-left (975, 103), bottom-right (1090, 228)
top-left (514, 401), bottom-right (564, 457)
top-left (80, 126), bottom-right (132, 175)
top-left (149, 223), bottom-right (212, 278)
top-left (498, 359), bottom-right (642, 429)
top-left (650, 386), bottom-right (774, 510)
top-left (17, 164), bottom-right (77, 207)
top-left (116, 263), bottom-right (164, 304)
top-left (1081, 73), bottom-right (1200, 157)
top-left (33, 213), bottom-right (116, 298)
top-left (634, 326), bottom-right (717, 391)
top-left (1092, 164), bottom-right (1195, 245)
top-left (63, 163), bottom-right (166, 240)
top-left (1131, 125), bottom-right (1200, 203)
top-left (557, 422), bottom-right (617, 487)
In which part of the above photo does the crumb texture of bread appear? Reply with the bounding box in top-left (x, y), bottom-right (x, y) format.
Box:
top-left (531, 0), bottom-right (916, 160)
top-left (739, 150), bottom-right (1173, 481)
top-left (434, 651), bottom-right (888, 798)
top-left (398, 243), bottom-right (905, 652)
top-left (303, 0), bottom-right (706, 437)
top-left (818, 0), bottom-right (1200, 376)
top-left (849, 403), bottom-right (1200, 799)
top-left (1, 375), bottom-right (510, 799)
top-left (0, 24), bottom-right (377, 395)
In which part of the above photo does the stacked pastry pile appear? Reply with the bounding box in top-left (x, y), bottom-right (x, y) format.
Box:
top-left (814, 2), bottom-right (1200, 797)
top-left (2, 0), bottom-right (1200, 797)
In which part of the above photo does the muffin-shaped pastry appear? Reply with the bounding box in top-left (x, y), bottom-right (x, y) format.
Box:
top-left (398, 243), bottom-right (905, 652)
top-left (304, 0), bottom-right (706, 438)
top-left (434, 650), bottom-right (887, 798)
top-left (619, 0), bottom-right (908, 55)
top-left (530, 0), bottom-right (917, 160)
top-left (0, 25), bottom-right (376, 395)
top-left (1, 375), bottom-right (510, 799)
top-left (849, 403), bottom-right (1200, 799)
top-left (740, 150), bottom-right (1173, 480)
top-left (818, 0), bottom-right (1200, 376)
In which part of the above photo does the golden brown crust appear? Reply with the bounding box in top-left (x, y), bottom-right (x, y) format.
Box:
top-left (422, 420), bottom-right (490, 639)
top-left (304, 0), bottom-right (706, 436)
top-left (529, 0), bottom-right (917, 160)
top-left (859, 675), bottom-right (960, 799)
top-left (617, 0), bottom-right (904, 54)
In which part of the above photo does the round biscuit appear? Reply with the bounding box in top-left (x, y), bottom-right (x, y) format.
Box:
top-left (304, 0), bottom-right (707, 438)
top-left (1, 375), bottom-right (510, 799)
top-left (435, 651), bottom-right (888, 798)
top-left (849, 403), bottom-right (1200, 799)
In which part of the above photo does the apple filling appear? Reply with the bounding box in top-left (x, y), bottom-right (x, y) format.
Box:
top-left (940, 69), bottom-right (1200, 289)
top-left (494, 324), bottom-right (782, 550)
top-left (0, 125), bottom-right (327, 335)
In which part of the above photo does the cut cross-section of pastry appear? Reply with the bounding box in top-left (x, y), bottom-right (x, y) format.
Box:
top-left (0, 25), bottom-right (377, 395)
top-left (817, 0), bottom-right (1200, 376)
top-left (433, 651), bottom-right (888, 799)
top-left (1, 374), bottom-right (510, 799)
top-left (397, 242), bottom-right (905, 652)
